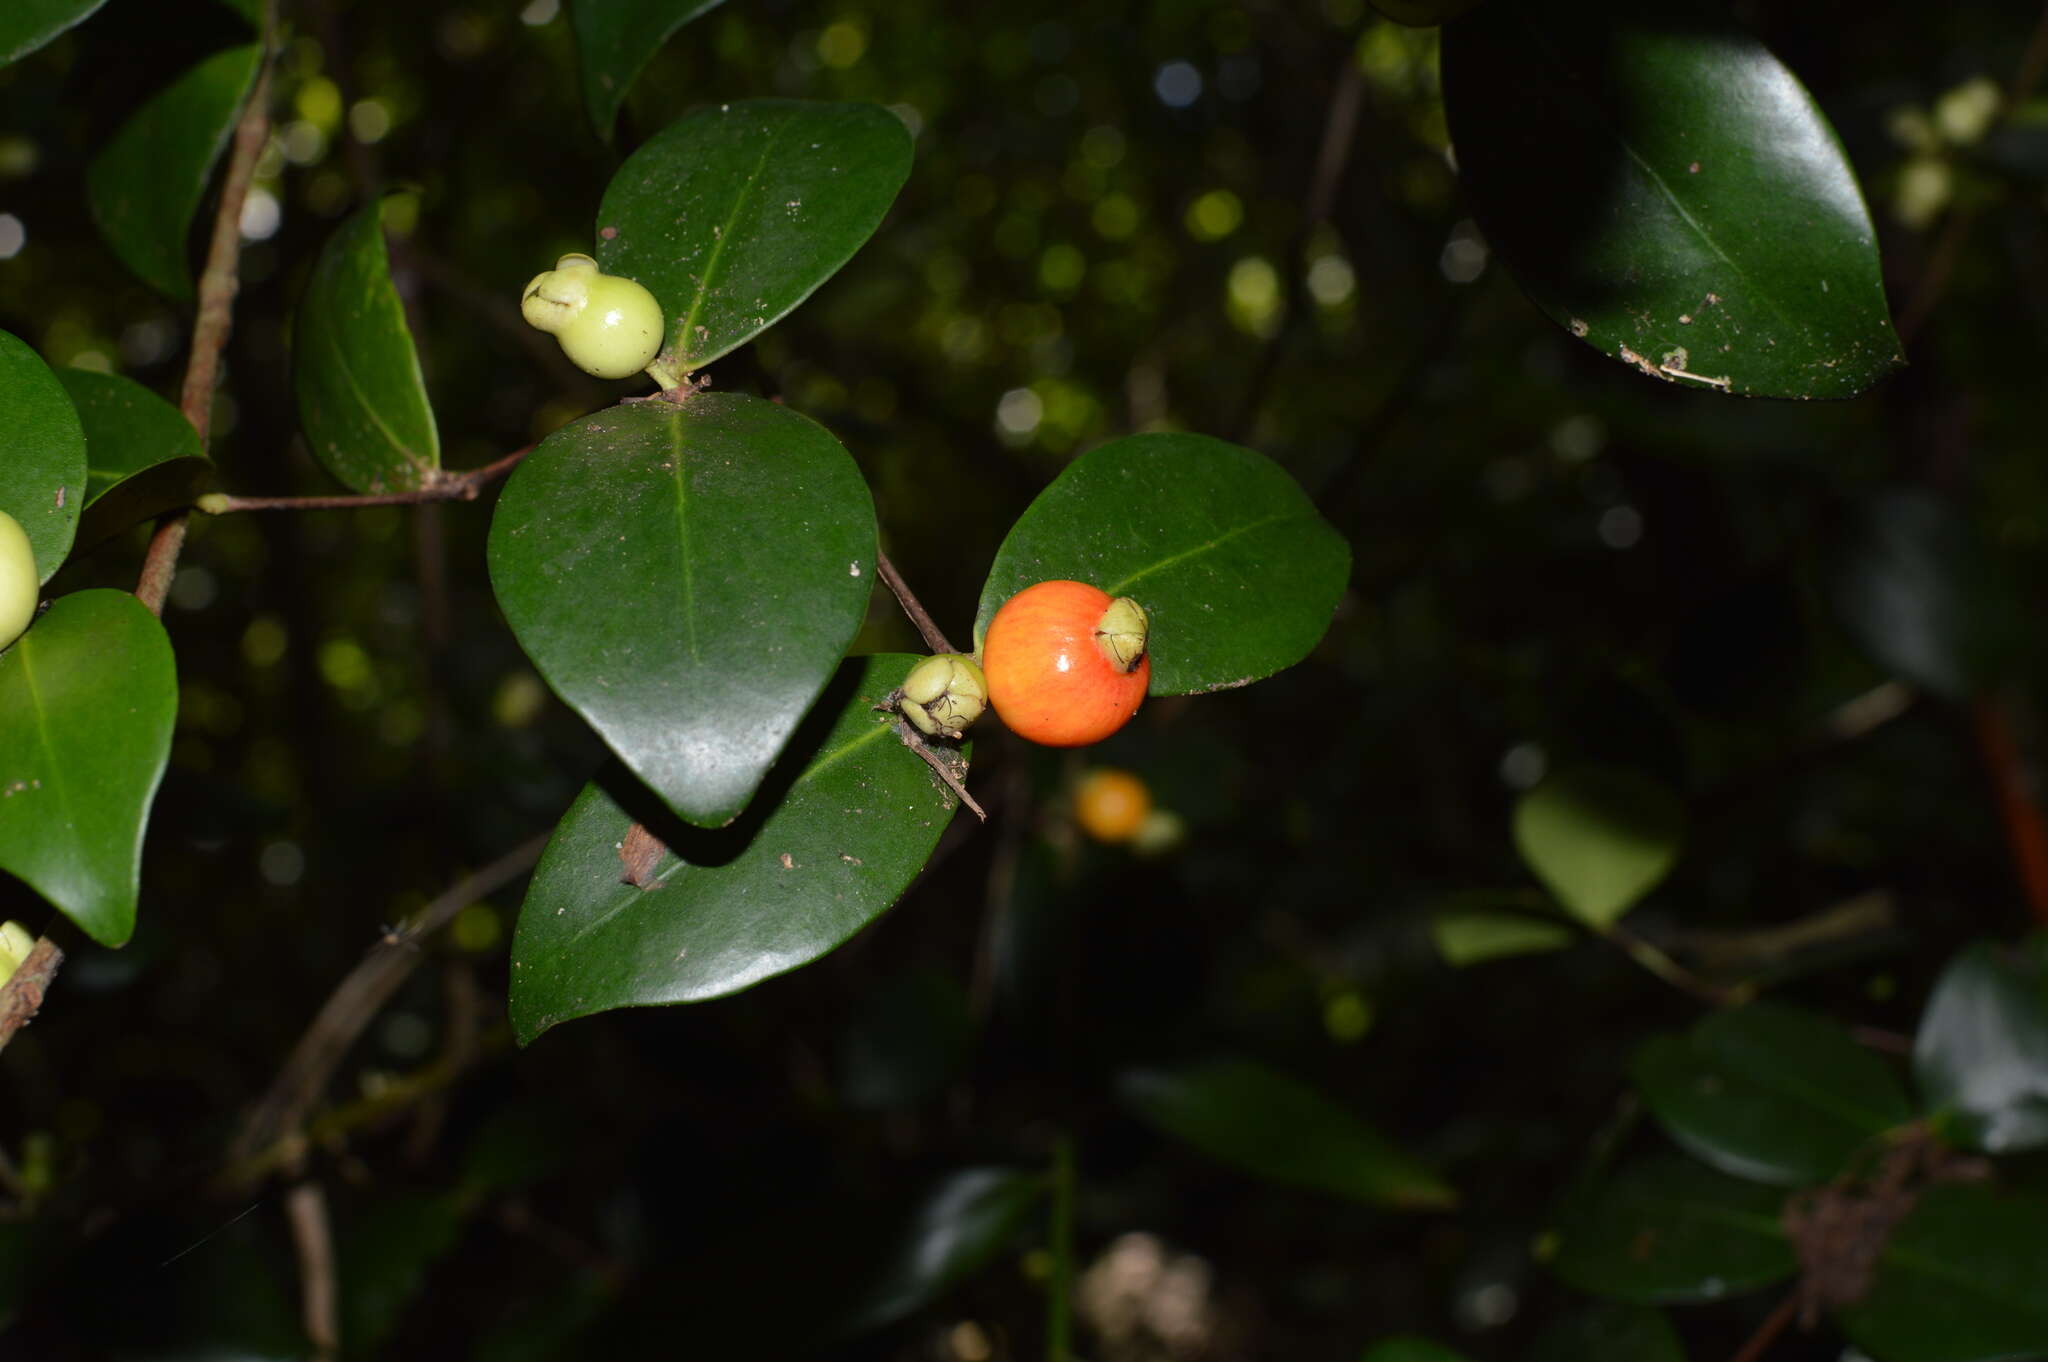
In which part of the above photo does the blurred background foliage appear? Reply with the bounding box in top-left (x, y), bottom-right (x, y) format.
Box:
top-left (2, 0), bottom-right (2047, 1357)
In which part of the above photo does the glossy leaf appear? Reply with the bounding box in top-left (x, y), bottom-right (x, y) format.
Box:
top-left (1836, 1183), bottom-right (2048, 1362)
top-left (1547, 1154), bottom-right (1794, 1303)
top-left (1527, 1302), bottom-right (1686, 1362)
top-left (1633, 1002), bottom-right (1914, 1186)
top-left (596, 99), bottom-right (912, 372)
top-left (1441, 0), bottom-right (1900, 398)
top-left (508, 655), bottom-right (965, 1043)
top-left (1430, 908), bottom-right (1575, 967)
top-left (293, 200), bottom-right (441, 494)
top-left (1513, 766), bottom-right (1683, 929)
top-left (85, 44), bottom-right (261, 302)
top-left (1913, 938), bottom-right (2048, 1154)
top-left (1359, 1339), bottom-right (1474, 1362)
top-left (569, 0), bottom-right (728, 138)
top-left (973, 434), bottom-right (1349, 696)
top-left (822, 1168), bottom-right (1042, 1339)
top-left (487, 393), bottom-right (873, 828)
top-left (1819, 490), bottom-right (2020, 702)
top-left (0, 590), bottom-right (177, 947)
top-left (1118, 1059), bottom-right (1456, 1209)
top-left (0, 0), bottom-right (109, 66)
top-left (55, 369), bottom-right (210, 550)
top-left (0, 330), bottom-right (86, 582)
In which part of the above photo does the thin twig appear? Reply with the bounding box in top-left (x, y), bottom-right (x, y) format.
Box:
top-left (876, 550), bottom-right (956, 654)
top-left (285, 1180), bottom-right (340, 1362)
top-left (202, 445), bottom-right (534, 513)
top-left (896, 718), bottom-right (986, 821)
top-left (1231, 55), bottom-right (1365, 442)
top-left (224, 834), bottom-right (547, 1178)
top-left (1725, 1289), bottom-right (1801, 1362)
top-left (1606, 923), bottom-right (1745, 1007)
top-left (136, 18), bottom-right (278, 616)
top-left (0, 938), bottom-right (66, 1056)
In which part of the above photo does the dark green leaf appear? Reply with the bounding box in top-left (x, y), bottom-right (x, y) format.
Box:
top-left (972, 434), bottom-right (1349, 696)
top-left (569, 0), bottom-right (728, 139)
top-left (1547, 1154), bottom-right (1795, 1303)
top-left (821, 1168), bottom-right (1043, 1340)
top-left (1819, 489), bottom-right (2021, 702)
top-left (1430, 908), bottom-right (1575, 967)
top-left (488, 393), bottom-right (873, 828)
top-left (85, 44), bottom-right (261, 302)
top-left (337, 1191), bottom-right (465, 1358)
top-left (1359, 1339), bottom-right (1475, 1362)
top-left (55, 369), bottom-right (210, 551)
top-left (0, 590), bottom-right (178, 946)
top-left (596, 99), bottom-right (912, 372)
top-left (1513, 766), bottom-right (1683, 929)
top-left (1527, 1302), bottom-right (1687, 1362)
top-left (0, 0), bottom-right (109, 66)
top-left (293, 200), bottom-right (441, 493)
top-left (1441, 0), bottom-right (1900, 398)
top-left (1836, 1184), bottom-right (2048, 1362)
top-left (1633, 1002), bottom-right (1915, 1186)
top-left (1118, 1059), bottom-right (1456, 1209)
top-left (0, 330), bottom-right (86, 582)
top-left (1914, 938), bottom-right (2048, 1154)
top-left (508, 655), bottom-right (965, 1043)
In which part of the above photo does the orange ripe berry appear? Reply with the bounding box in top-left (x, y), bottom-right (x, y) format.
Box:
top-left (1074, 768), bottom-right (1153, 843)
top-left (982, 580), bottom-right (1150, 747)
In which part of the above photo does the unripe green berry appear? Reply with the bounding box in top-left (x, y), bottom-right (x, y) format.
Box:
top-left (520, 252), bottom-right (665, 380)
top-left (898, 653), bottom-right (988, 739)
top-left (1093, 596), bottom-right (1149, 673)
top-left (0, 920), bottom-right (34, 986)
top-left (0, 510), bottom-right (37, 653)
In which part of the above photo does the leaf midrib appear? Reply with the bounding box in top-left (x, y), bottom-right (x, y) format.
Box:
top-left (1106, 512), bottom-right (1294, 597)
top-left (676, 119), bottom-right (790, 367)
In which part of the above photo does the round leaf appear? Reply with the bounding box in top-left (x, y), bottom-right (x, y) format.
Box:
top-left (0, 330), bottom-right (86, 583)
top-left (1117, 1059), bottom-right (1457, 1210)
top-left (1836, 1184), bottom-right (2048, 1362)
top-left (1513, 766), bottom-right (1683, 929)
top-left (569, 0), bottom-right (728, 139)
top-left (0, 589), bottom-right (177, 947)
top-left (0, 0), bottom-right (110, 66)
top-left (1527, 1303), bottom-right (1686, 1362)
top-left (1913, 937), bottom-right (2048, 1154)
top-left (292, 200), bottom-right (441, 494)
top-left (1441, 0), bottom-right (1901, 398)
top-left (85, 44), bottom-right (261, 302)
top-left (1547, 1154), bottom-right (1795, 1303)
top-left (56, 369), bottom-right (210, 551)
top-left (508, 655), bottom-right (964, 1043)
top-left (1430, 908), bottom-right (1575, 968)
top-left (1819, 490), bottom-right (2020, 702)
top-left (487, 393), bottom-right (874, 829)
top-left (596, 99), bottom-right (913, 372)
top-left (1633, 1002), bottom-right (1915, 1186)
top-left (973, 434), bottom-right (1349, 696)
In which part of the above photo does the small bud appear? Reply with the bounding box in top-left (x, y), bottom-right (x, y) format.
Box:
top-left (0, 510), bottom-right (37, 652)
top-left (194, 492), bottom-right (232, 515)
top-left (898, 653), bottom-right (988, 739)
top-left (0, 920), bottom-right (35, 987)
top-left (1092, 596), bottom-right (1149, 673)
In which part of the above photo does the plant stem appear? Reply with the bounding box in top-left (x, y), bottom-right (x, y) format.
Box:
top-left (137, 11), bottom-right (278, 617)
top-left (201, 445), bottom-right (534, 513)
top-left (1047, 1132), bottom-right (1076, 1362)
top-left (284, 1180), bottom-right (340, 1361)
top-left (0, 936), bottom-right (65, 1056)
top-left (876, 550), bottom-right (956, 654)
top-left (1725, 1289), bottom-right (1800, 1362)
top-left (1606, 923), bottom-right (1743, 1007)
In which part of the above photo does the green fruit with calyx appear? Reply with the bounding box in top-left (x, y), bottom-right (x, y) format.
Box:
top-left (0, 510), bottom-right (37, 652)
top-left (898, 653), bottom-right (988, 739)
top-left (520, 252), bottom-right (665, 380)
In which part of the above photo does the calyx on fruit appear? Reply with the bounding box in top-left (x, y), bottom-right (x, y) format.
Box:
top-left (520, 252), bottom-right (665, 380)
top-left (898, 653), bottom-right (988, 739)
top-left (1093, 596), bottom-right (1149, 672)
top-left (981, 580), bottom-right (1152, 748)
top-left (0, 510), bottom-right (37, 652)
